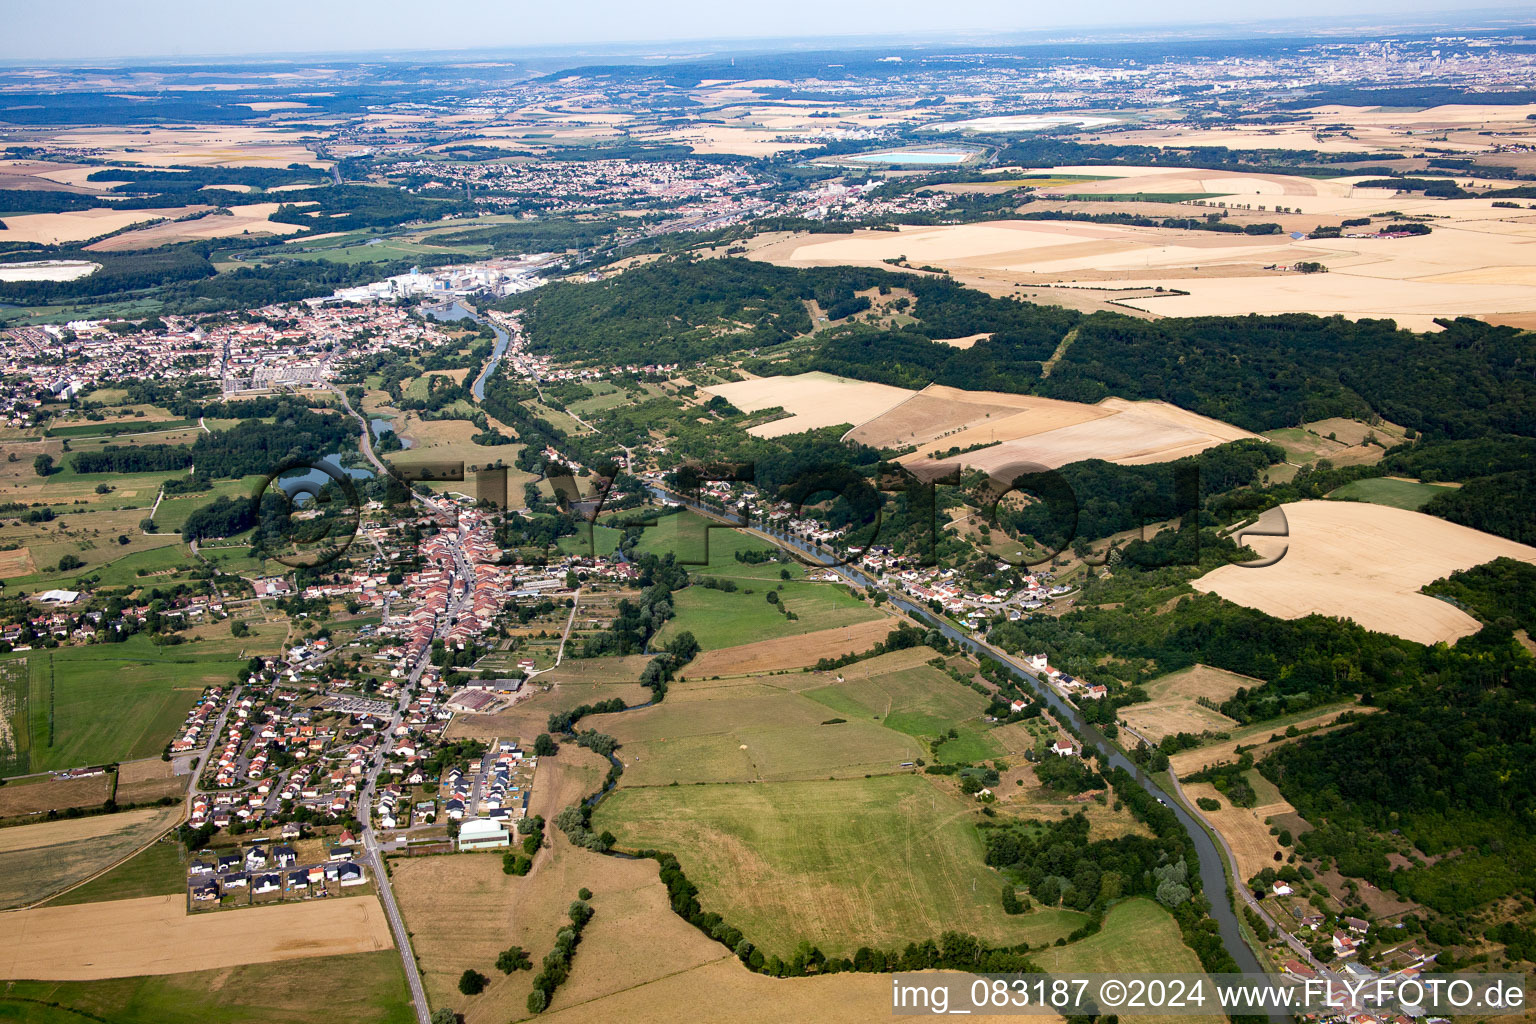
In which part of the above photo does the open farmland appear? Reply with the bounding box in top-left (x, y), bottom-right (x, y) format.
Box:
top-left (1031, 899), bottom-right (1220, 1024)
top-left (84, 201), bottom-right (309, 249)
top-left (803, 655), bottom-right (1001, 763)
top-left (683, 618), bottom-right (899, 677)
top-left (745, 175), bottom-right (1536, 331)
top-left (1183, 775), bottom-right (1302, 882)
top-left (1194, 500), bottom-right (1536, 644)
top-left (531, 900), bottom-right (1205, 1024)
top-left (4, 125), bottom-right (325, 170)
top-left (0, 893), bottom-right (394, 980)
top-left (699, 372), bottom-right (913, 437)
top-left (0, 771), bottom-right (113, 820)
top-left (651, 578), bottom-right (884, 651)
top-left (1118, 664), bottom-right (1254, 744)
top-left (389, 743), bottom-right (727, 1023)
top-left (391, 840), bottom-right (726, 1024)
top-left (595, 683), bottom-right (921, 786)
top-left (46, 833), bottom-right (190, 906)
top-left (846, 383), bottom-right (1255, 476)
top-left (3, 639), bottom-right (232, 773)
top-left (0, 952), bottom-right (414, 1024)
top-left (1327, 476), bottom-right (1460, 510)
top-left (0, 805), bottom-right (183, 909)
top-left (0, 206), bottom-right (214, 245)
top-left (593, 774), bottom-right (1084, 958)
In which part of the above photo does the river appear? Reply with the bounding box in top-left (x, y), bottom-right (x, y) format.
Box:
top-left (421, 300), bottom-right (510, 401)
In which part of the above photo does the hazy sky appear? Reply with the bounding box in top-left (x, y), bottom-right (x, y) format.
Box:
top-left (3, 0), bottom-right (1530, 62)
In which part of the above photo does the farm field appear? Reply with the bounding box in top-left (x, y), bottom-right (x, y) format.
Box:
top-left (3, 638), bottom-right (235, 773)
top-left (1183, 774), bottom-right (1303, 883)
top-left (1118, 664), bottom-right (1254, 743)
top-left (0, 771), bottom-right (113, 819)
top-left (0, 205), bottom-right (215, 245)
top-left (388, 739), bottom-right (722, 1023)
top-left (0, 951), bottom-right (413, 1024)
top-left (593, 774), bottom-right (1086, 958)
top-left (652, 578), bottom-right (883, 651)
top-left (803, 657), bottom-right (1000, 763)
top-left (535, 959), bottom-right (922, 1024)
top-left (112, 757), bottom-right (191, 807)
top-left (0, 658), bottom-right (29, 775)
top-left (596, 681), bottom-right (920, 786)
top-left (0, 892), bottom-right (393, 980)
top-left (699, 372), bottom-right (913, 437)
top-left (0, 805), bottom-right (183, 909)
top-left (1327, 476), bottom-right (1460, 510)
top-left (45, 834), bottom-right (190, 906)
top-left (391, 839), bottom-right (727, 1024)
top-left (745, 181), bottom-right (1536, 331)
top-left (1195, 500), bottom-right (1536, 644)
top-left (683, 618), bottom-right (899, 677)
top-left (848, 385), bottom-right (1256, 476)
top-left (85, 201), bottom-right (309, 250)
top-left (1031, 899), bottom-right (1220, 1024)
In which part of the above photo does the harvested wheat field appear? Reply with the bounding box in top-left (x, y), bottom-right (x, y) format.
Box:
top-left (855, 384), bottom-right (1255, 477)
top-left (700, 372), bottom-right (913, 437)
top-left (538, 959), bottom-right (963, 1024)
top-left (1119, 665), bottom-right (1254, 743)
top-left (0, 206), bottom-right (209, 245)
top-left (1194, 500), bottom-right (1536, 644)
top-left (749, 184), bottom-right (1536, 329)
top-left (113, 757), bottom-right (188, 805)
top-left (0, 893), bottom-right (393, 980)
top-left (0, 805), bottom-right (183, 909)
top-left (85, 202), bottom-right (308, 250)
top-left (1120, 702), bottom-right (1239, 745)
top-left (684, 619), bottom-right (899, 678)
top-left (1183, 779), bottom-right (1301, 882)
top-left (0, 773), bottom-right (113, 820)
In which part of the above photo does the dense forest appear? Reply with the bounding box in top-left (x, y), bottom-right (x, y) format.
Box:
top-left (982, 812), bottom-right (1191, 913)
top-left (506, 257), bottom-right (1087, 369)
top-left (70, 444), bottom-right (194, 474)
top-left (1040, 314), bottom-right (1536, 438)
top-left (1261, 638), bottom-right (1536, 914)
top-left (186, 402), bottom-right (359, 479)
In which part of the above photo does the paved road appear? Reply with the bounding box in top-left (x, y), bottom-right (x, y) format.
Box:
top-left (186, 685), bottom-right (243, 811)
top-left (338, 384), bottom-right (468, 1024)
